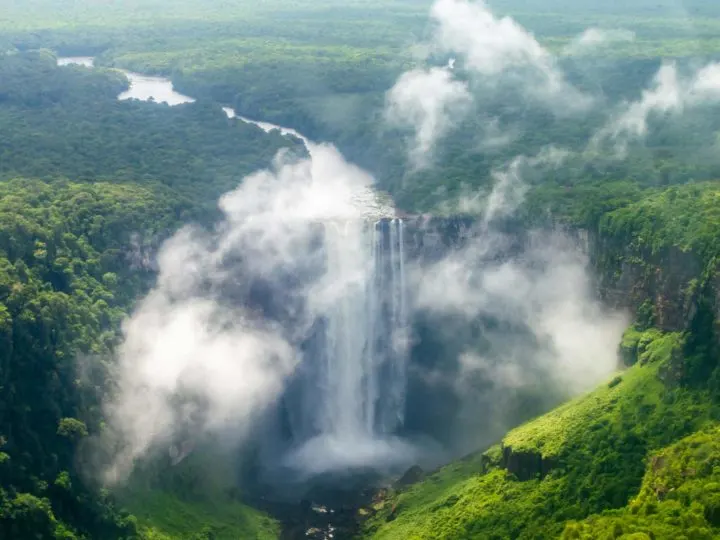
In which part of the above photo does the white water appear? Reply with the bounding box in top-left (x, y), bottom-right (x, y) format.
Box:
top-left (58, 55), bottom-right (412, 473)
top-left (288, 217), bottom-right (412, 474)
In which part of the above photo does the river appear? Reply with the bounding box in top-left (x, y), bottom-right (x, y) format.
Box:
top-left (57, 56), bottom-right (310, 145)
top-left (57, 56), bottom-right (398, 219)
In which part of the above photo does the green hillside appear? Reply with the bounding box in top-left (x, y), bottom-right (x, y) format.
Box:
top-left (362, 329), bottom-right (720, 539)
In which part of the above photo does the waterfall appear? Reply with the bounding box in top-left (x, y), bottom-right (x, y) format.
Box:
top-left (320, 218), bottom-right (408, 437)
top-left (284, 218), bottom-right (410, 472)
top-left (57, 55), bottom-right (415, 473)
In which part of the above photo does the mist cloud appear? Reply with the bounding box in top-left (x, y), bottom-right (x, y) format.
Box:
top-left (592, 61), bottom-right (720, 154)
top-left (102, 145), bottom-right (392, 483)
top-left (565, 28), bottom-right (636, 55)
top-left (413, 226), bottom-right (628, 453)
top-left (385, 67), bottom-right (471, 168)
top-left (387, 0), bottom-right (591, 167)
top-left (430, 0), bottom-right (591, 109)
top-left (415, 215), bottom-right (627, 394)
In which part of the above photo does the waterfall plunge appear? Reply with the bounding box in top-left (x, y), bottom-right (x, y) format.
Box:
top-left (284, 218), bottom-right (415, 475)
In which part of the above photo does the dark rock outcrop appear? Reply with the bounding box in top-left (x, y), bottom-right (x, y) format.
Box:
top-left (501, 446), bottom-right (556, 481)
top-left (393, 465), bottom-right (425, 489)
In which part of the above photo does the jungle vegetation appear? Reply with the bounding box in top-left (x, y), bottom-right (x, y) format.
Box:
top-left (2, 1), bottom-right (720, 538)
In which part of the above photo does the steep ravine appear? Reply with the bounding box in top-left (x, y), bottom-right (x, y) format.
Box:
top-left (55, 55), bottom-right (720, 539)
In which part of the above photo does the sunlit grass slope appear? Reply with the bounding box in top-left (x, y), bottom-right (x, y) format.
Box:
top-left (123, 490), bottom-right (280, 540)
top-left (362, 329), bottom-right (720, 539)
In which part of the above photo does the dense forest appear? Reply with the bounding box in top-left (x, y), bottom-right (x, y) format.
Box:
top-left (8, 0), bottom-right (720, 212)
top-left (2, 0), bottom-right (720, 538)
top-left (0, 50), bottom-right (293, 538)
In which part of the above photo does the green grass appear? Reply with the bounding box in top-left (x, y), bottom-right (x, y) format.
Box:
top-left (121, 490), bottom-right (280, 540)
top-left (502, 329), bottom-right (680, 459)
top-left (362, 329), bottom-right (720, 539)
top-left (502, 364), bottom-right (649, 459)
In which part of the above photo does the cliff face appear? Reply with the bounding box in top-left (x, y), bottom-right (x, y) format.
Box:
top-left (403, 216), bottom-right (715, 336)
top-left (400, 215), bottom-right (531, 262)
top-left (589, 231), bottom-right (714, 334)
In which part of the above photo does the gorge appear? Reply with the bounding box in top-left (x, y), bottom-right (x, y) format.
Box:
top-left (58, 54), bottom-right (624, 468)
top-left (52, 52), bottom-right (641, 539)
top-left (3, 1), bottom-right (720, 537)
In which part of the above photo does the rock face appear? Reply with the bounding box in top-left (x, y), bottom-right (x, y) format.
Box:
top-left (587, 226), bottom-right (720, 370)
top-left (501, 447), bottom-right (556, 481)
top-left (401, 216), bottom-right (477, 259)
top-left (591, 231), bottom-right (704, 332)
top-left (400, 215), bottom-right (530, 261)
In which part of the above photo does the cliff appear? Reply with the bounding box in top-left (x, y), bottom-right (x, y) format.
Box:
top-left (373, 183), bottom-right (720, 511)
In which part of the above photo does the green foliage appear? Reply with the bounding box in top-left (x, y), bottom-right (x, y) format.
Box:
top-left (562, 426), bottom-right (720, 539)
top-left (600, 183), bottom-right (720, 261)
top-left (0, 51), bottom-right (289, 539)
top-left (0, 176), bottom-right (165, 538)
top-left (0, 53), bottom-right (297, 216)
top-left (57, 419), bottom-right (88, 440)
top-left (364, 330), bottom-right (720, 539)
top-left (121, 489), bottom-right (280, 540)
top-left (0, 492), bottom-right (65, 539)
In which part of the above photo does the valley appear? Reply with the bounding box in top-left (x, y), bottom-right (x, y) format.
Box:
top-left (2, 1), bottom-right (720, 539)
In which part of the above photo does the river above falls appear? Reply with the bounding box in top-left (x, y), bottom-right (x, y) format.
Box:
top-left (57, 56), bottom-right (309, 141)
top-left (56, 55), bottom-right (394, 219)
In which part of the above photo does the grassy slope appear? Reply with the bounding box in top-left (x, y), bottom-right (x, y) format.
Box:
top-left (362, 329), bottom-right (720, 539)
top-left (122, 490), bottom-right (280, 540)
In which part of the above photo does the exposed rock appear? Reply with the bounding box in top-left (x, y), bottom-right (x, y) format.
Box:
top-left (393, 465), bottom-right (425, 489)
top-left (501, 446), bottom-right (556, 481)
top-left (591, 231), bottom-right (704, 332)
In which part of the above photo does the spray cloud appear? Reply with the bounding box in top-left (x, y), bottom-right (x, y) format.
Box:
top-left (592, 61), bottom-right (720, 155)
top-left (103, 145), bottom-right (398, 483)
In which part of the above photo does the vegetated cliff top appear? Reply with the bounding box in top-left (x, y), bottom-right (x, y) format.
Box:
top-left (600, 181), bottom-right (720, 259)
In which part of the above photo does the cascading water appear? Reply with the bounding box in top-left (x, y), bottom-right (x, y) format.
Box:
top-left (372, 218), bottom-right (409, 435)
top-left (57, 55), bottom-right (415, 473)
top-left (284, 217), bottom-right (413, 474)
